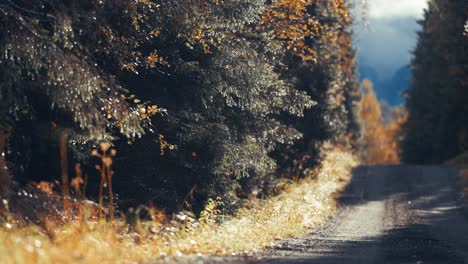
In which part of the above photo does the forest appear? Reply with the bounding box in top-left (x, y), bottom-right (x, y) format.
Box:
top-left (402, 0), bottom-right (468, 164)
top-left (0, 0), bottom-right (358, 215)
top-left (0, 0), bottom-right (466, 263)
top-left (358, 0), bottom-right (468, 166)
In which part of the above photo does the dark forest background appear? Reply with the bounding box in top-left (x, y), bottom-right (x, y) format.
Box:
top-left (402, 0), bottom-right (468, 164)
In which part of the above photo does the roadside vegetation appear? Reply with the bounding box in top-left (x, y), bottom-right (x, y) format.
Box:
top-left (0, 0), bottom-right (359, 208)
top-left (0, 0), bottom-right (361, 262)
top-left (1, 146), bottom-right (357, 263)
top-left (1, 0), bottom-right (464, 262)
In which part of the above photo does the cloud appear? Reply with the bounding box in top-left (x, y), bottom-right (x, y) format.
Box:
top-left (353, 0), bottom-right (428, 103)
top-left (367, 0), bottom-right (428, 19)
top-left (354, 17), bottom-right (421, 79)
top-left (353, 0), bottom-right (428, 79)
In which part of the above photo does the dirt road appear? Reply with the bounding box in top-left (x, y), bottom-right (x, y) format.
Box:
top-left (249, 165), bottom-right (468, 263)
top-left (193, 165), bottom-right (468, 264)
top-left (160, 166), bottom-right (468, 264)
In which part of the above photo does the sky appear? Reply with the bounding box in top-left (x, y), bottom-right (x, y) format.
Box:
top-left (354, 0), bottom-right (428, 79)
top-left (367, 0), bottom-right (427, 19)
top-left (353, 0), bottom-right (429, 105)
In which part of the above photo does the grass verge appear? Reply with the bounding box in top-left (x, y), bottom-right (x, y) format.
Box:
top-left (0, 147), bottom-right (358, 263)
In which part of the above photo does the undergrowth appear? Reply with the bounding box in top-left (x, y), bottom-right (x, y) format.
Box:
top-left (0, 146), bottom-right (358, 264)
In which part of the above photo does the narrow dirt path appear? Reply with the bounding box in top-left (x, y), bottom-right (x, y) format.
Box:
top-left (250, 165), bottom-right (468, 264)
top-left (190, 165), bottom-right (468, 264)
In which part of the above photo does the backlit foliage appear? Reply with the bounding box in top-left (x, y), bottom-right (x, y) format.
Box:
top-left (0, 1), bottom-right (163, 141)
top-left (131, 0), bottom-right (320, 203)
top-left (359, 80), bottom-right (406, 165)
top-left (0, 0), bottom-right (363, 261)
top-left (0, 0), bottom-right (360, 228)
top-left (302, 0), bottom-right (359, 146)
top-left (273, 0), bottom-right (360, 177)
top-left (403, 0), bottom-right (468, 163)
top-left (260, 0), bottom-right (320, 61)
top-left (0, 147), bottom-right (357, 263)
top-left (156, 0), bottom-right (265, 53)
top-left (260, 0), bottom-right (353, 61)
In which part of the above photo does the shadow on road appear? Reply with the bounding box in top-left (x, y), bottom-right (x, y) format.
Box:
top-left (338, 165), bottom-right (463, 207)
top-left (174, 166), bottom-right (468, 264)
top-left (252, 165), bottom-right (468, 264)
top-left (258, 215), bottom-right (467, 264)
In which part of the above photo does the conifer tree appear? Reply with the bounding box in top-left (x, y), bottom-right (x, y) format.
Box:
top-left (403, 0), bottom-right (468, 163)
top-left (0, 0), bottom-right (360, 209)
top-left (131, 0), bottom-right (314, 201)
top-left (270, 0), bottom-right (360, 175)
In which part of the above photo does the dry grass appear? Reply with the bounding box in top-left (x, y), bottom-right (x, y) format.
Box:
top-left (0, 147), bottom-right (358, 264)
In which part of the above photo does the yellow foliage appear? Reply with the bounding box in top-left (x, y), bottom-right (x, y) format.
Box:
top-left (260, 0), bottom-right (353, 61)
top-left (260, 0), bottom-right (319, 61)
top-left (359, 80), bottom-right (407, 165)
top-left (0, 147), bottom-right (358, 264)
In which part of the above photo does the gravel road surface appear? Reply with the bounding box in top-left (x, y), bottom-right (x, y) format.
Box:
top-left (253, 165), bottom-right (468, 264)
top-left (192, 165), bottom-right (468, 264)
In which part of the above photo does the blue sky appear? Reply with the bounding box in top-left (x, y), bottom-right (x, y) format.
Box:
top-left (354, 0), bottom-right (428, 79)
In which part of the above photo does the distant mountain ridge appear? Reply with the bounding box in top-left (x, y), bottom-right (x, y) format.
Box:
top-left (358, 64), bottom-right (411, 106)
top-left (353, 15), bottom-right (421, 107)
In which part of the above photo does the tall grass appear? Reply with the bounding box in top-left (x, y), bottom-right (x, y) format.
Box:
top-left (0, 146), bottom-right (358, 264)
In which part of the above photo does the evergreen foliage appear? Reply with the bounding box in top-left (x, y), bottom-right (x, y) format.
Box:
top-left (402, 0), bottom-right (468, 163)
top-left (0, 0), bottom-right (359, 211)
top-left (0, 0), bottom-right (160, 140)
top-left (273, 0), bottom-right (360, 174)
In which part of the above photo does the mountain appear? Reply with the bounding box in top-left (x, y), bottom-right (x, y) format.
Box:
top-left (358, 64), bottom-right (411, 106)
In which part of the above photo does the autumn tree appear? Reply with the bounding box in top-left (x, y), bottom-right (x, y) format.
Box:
top-left (0, 0), bottom-right (313, 207)
top-left (268, 0), bottom-right (360, 176)
top-left (0, 0), bottom-right (361, 213)
top-left (359, 80), bottom-right (406, 165)
top-left (122, 0), bottom-right (315, 206)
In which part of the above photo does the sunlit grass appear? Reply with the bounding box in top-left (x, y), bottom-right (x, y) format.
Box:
top-left (0, 147), bottom-right (358, 264)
